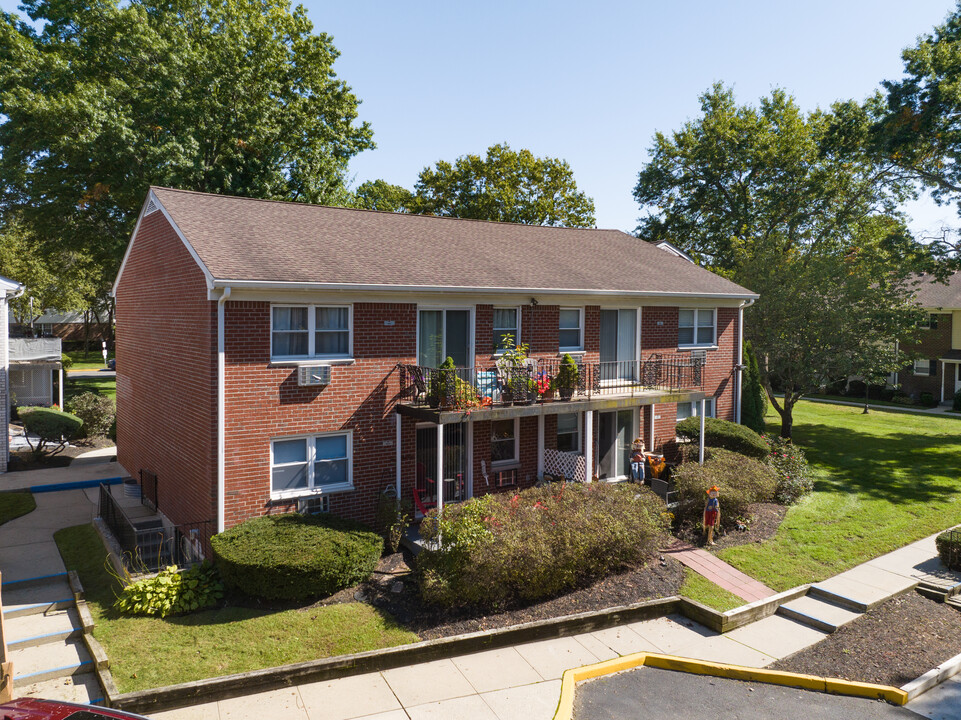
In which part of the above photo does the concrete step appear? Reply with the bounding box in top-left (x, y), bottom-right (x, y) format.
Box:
top-left (808, 584), bottom-right (869, 613)
top-left (2, 578), bottom-right (74, 619)
top-left (14, 671), bottom-right (103, 706)
top-left (777, 593), bottom-right (862, 633)
top-left (10, 638), bottom-right (94, 684)
top-left (5, 608), bottom-right (82, 650)
top-left (946, 597), bottom-right (961, 611)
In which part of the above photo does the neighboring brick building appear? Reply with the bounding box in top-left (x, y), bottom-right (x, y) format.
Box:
top-left (899, 272), bottom-right (961, 405)
top-left (113, 188), bottom-right (757, 535)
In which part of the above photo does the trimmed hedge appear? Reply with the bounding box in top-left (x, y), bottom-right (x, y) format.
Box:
top-left (936, 530), bottom-right (961, 571)
top-left (417, 482), bottom-right (667, 609)
top-left (676, 416), bottom-right (769, 460)
top-left (672, 448), bottom-right (777, 531)
top-left (210, 513), bottom-right (383, 601)
top-left (19, 406), bottom-right (83, 457)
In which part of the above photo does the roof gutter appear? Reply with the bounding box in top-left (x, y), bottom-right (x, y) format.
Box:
top-left (208, 279), bottom-right (759, 301)
top-left (217, 286), bottom-right (231, 533)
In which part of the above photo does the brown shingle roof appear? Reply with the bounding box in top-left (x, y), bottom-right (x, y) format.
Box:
top-left (914, 272), bottom-right (961, 309)
top-left (148, 187), bottom-right (756, 297)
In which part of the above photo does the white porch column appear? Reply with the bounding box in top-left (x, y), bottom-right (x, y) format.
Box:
top-left (698, 399), bottom-right (706, 465)
top-left (648, 404), bottom-right (655, 450)
top-left (58, 365), bottom-right (64, 409)
top-left (537, 414), bottom-right (545, 479)
top-left (394, 412), bottom-right (402, 501)
top-left (435, 422), bottom-right (444, 518)
top-left (941, 363), bottom-right (947, 404)
top-left (584, 410), bottom-right (593, 483)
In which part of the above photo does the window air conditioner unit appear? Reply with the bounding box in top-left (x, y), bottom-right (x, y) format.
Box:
top-left (691, 350), bottom-right (707, 362)
top-left (298, 364), bottom-right (331, 387)
top-left (298, 495), bottom-right (329, 515)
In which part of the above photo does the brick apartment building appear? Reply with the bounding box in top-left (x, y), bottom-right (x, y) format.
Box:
top-left (899, 272), bottom-right (961, 405)
top-left (113, 188), bottom-right (757, 535)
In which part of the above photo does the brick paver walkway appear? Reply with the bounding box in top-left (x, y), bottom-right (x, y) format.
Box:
top-left (663, 541), bottom-right (776, 603)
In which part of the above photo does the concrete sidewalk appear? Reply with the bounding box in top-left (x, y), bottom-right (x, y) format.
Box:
top-left (1, 460), bottom-right (125, 492)
top-left (148, 530), bottom-right (961, 720)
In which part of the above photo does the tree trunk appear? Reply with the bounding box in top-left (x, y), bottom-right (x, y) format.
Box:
top-left (763, 379), bottom-right (795, 439)
top-left (780, 412), bottom-right (793, 439)
top-left (863, 383), bottom-right (870, 414)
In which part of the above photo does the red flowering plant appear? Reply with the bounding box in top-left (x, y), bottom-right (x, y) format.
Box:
top-left (535, 371), bottom-right (554, 398)
top-left (764, 435), bottom-right (812, 504)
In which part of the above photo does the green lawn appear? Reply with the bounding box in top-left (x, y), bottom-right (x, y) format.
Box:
top-left (0, 492), bottom-right (36, 525)
top-left (719, 401), bottom-right (961, 591)
top-left (64, 377), bottom-right (116, 404)
top-left (64, 349), bottom-right (115, 371)
top-left (679, 569), bottom-right (744, 612)
top-left (55, 524), bottom-right (419, 692)
top-left (806, 393), bottom-right (930, 411)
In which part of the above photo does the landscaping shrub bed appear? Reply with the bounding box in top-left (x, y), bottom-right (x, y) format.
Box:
top-left (114, 562), bottom-right (223, 618)
top-left (671, 448), bottom-right (777, 532)
top-left (764, 435), bottom-right (813, 504)
top-left (211, 513), bottom-right (383, 601)
top-left (675, 416), bottom-right (768, 460)
top-left (936, 530), bottom-right (961, 571)
top-left (416, 482), bottom-right (668, 610)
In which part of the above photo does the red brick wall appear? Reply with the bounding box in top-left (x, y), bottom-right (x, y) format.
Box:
top-left (899, 314), bottom-right (952, 402)
top-left (115, 211), bottom-right (217, 528)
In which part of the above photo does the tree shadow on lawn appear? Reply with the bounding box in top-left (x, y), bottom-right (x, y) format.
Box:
top-left (792, 422), bottom-right (961, 505)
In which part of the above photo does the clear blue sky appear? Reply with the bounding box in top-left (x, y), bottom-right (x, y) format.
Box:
top-left (2, 0), bottom-right (956, 234)
top-left (305, 0), bottom-right (957, 235)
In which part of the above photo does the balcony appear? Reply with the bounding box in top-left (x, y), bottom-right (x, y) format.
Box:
top-left (396, 353), bottom-right (709, 423)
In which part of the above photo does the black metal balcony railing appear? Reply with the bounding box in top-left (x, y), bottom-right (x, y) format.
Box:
top-left (398, 353), bottom-right (705, 411)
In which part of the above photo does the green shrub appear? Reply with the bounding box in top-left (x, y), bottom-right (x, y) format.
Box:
top-left (19, 406), bottom-right (83, 458)
top-left (676, 416), bottom-right (769, 460)
top-left (67, 391), bottom-right (116, 438)
top-left (211, 513), bottom-right (383, 601)
top-left (417, 483), bottom-right (667, 609)
top-left (60, 353), bottom-right (73, 370)
top-left (920, 391), bottom-right (937, 407)
top-left (935, 530), bottom-right (961, 571)
top-left (740, 341), bottom-right (767, 434)
top-left (953, 393), bottom-right (961, 412)
top-left (375, 492), bottom-right (412, 555)
top-left (672, 448), bottom-right (777, 532)
top-left (114, 562), bottom-right (223, 618)
top-left (765, 436), bottom-right (813, 504)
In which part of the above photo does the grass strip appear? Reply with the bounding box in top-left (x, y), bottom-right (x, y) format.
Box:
top-left (679, 569), bottom-right (744, 612)
top-left (54, 524), bottom-right (419, 693)
top-left (0, 492), bottom-right (36, 526)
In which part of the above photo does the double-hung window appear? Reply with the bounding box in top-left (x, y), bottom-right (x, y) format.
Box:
top-left (556, 413), bottom-right (580, 453)
top-left (913, 359), bottom-right (934, 376)
top-left (491, 418), bottom-right (519, 466)
top-left (270, 431), bottom-right (352, 498)
top-left (271, 305), bottom-right (351, 360)
top-left (493, 308), bottom-right (519, 352)
top-left (676, 399), bottom-right (715, 421)
top-left (678, 308), bottom-right (716, 347)
top-left (559, 308), bottom-right (583, 351)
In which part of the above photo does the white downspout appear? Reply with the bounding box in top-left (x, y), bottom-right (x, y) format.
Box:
top-left (217, 286), bottom-right (231, 533)
top-left (735, 299), bottom-right (756, 425)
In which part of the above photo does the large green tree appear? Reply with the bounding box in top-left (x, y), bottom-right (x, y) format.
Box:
top-left (0, 0), bottom-right (374, 296)
top-left (634, 86), bottom-right (926, 438)
top-left (404, 143), bottom-right (596, 227)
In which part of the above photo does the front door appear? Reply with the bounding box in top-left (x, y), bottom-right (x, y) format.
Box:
top-left (598, 410), bottom-right (634, 480)
top-left (418, 309), bottom-right (471, 368)
top-left (599, 309), bottom-right (637, 382)
top-left (415, 423), bottom-right (468, 509)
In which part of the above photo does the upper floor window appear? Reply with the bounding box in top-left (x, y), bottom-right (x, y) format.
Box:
top-left (493, 308), bottom-right (519, 353)
top-left (271, 305), bottom-right (351, 360)
top-left (270, 431), bottom-right (352, 498)
top-left (918, 314), bottom-right (939, 330)
top-left (678, 308), bottom-right (715, 347)
top-left (559, 308), bottom-right (583, 351)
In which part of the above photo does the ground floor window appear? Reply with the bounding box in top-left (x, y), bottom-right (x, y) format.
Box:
top-left (491, 418), bottom-right (519, 465)
top-left (270, 431), bottom-right (352, 498)
top-left (556, 413), bottom-right (580, 452)
top-left (676, 398), bottom-right (715, 421)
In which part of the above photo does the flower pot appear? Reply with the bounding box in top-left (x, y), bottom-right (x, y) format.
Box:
top-left (559, 387), bottom-right (574, 401)
top-left (541, 394), bottom-right (554, 403)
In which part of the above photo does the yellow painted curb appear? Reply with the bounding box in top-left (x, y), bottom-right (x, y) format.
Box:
top-left (552, 652), bottom-right (908, 720)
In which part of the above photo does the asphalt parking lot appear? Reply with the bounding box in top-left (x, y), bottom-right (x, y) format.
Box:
top-left (574, 667), bottom-right (923, 720)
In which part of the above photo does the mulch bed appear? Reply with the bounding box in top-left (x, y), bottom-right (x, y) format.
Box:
top-left (676, 502), bottom-right (787, 549)
top-left (772, 591), bottom-right (961, 687)
top-left (314, 550), bottom-right (685, 640)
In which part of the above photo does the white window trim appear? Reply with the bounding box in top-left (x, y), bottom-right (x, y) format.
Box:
top-left (415, 306), bottom-right (475, 367)
top-left (491, 417), bottom-right (521, 468)
top-left (269, 430), bottom-right (354, 500)
top-left (492, 306), bottom-right (522, 355)
top-left (913, 359), bottom-right (932, 376)
top-left (556, 412), bottom-right (581, 453)
top-left (559, 307), bottom-right (584, 352)
top-left (678, 308), bottom-right (717, 349)
top-left (677, 398), bottom-right (715, 421)
top-left (270, 304), bottom-right (353, 362)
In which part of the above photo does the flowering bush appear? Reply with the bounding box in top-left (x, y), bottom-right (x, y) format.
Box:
top-left (418, 483), bottom-right (667, 609)
top-left (764, 435), bottom-right (812, 504)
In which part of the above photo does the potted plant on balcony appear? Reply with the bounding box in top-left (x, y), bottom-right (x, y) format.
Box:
top-left (555, 353), bottom-right (580, 401)
top-left (428, 357), bottom-right (478, 410)
top-left (496, 334), bottom-right (531, 405)
top-left (537, 371), bottom-right (555, 402)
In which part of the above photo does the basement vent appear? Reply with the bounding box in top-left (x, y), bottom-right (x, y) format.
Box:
top-left (298, 496), bottom-right (329, 515)
top-left (144, 198), bottom-right (159, 215)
